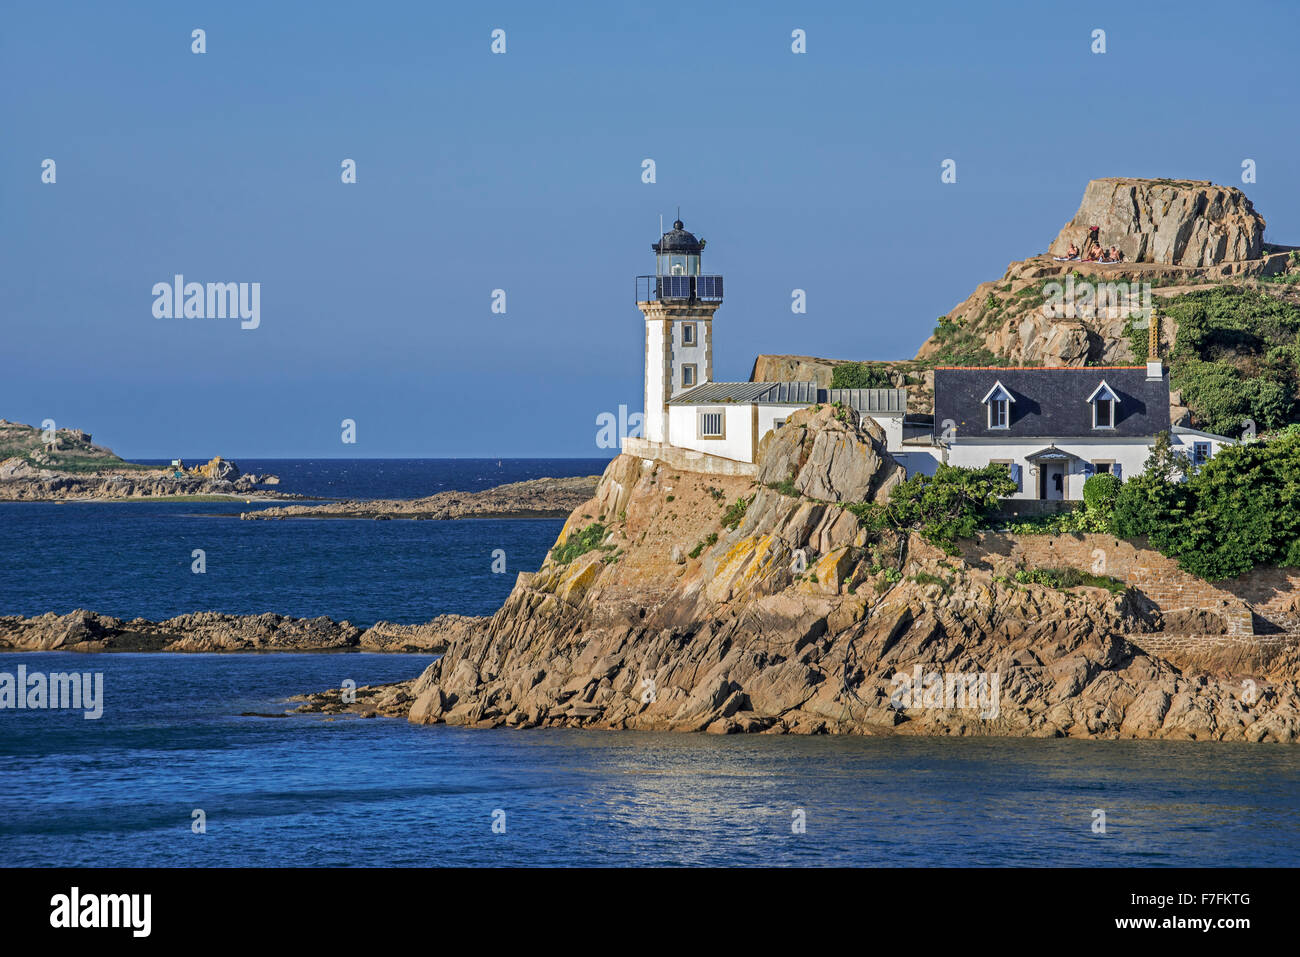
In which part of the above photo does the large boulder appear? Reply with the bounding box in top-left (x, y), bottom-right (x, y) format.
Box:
top-left (755, 404), bottom-right (903, 502)
top-left (197, 456), bottom-right (241, 481)
top-left (0, 457), bottom-right (42, 481)
top-left (748, 354), bottom-right (838, 388)
top-left (1048, 178), bottom-right (1265, 266)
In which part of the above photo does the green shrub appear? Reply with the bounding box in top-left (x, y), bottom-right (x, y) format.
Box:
top-left (688, 531), bottom-right (720, 560)
top-left (1003, 506), bottom-right (1095, 535)
top-left (850, 464), bottom-right (1017, 554)
top-left (909, 571), bottom-right (952, 593)
top-left (1014, 566), bottom-right (1126, 594)
top-left (1173, 359), bottom-right (1294, 435)
top-left (1112, 432), bottom-right (1194, 548)
top-left (1082, 472), bottom-right (1121, 512)
top-left (550, 522), bottom-right (609, 565)
top-left (1113, 428), bottom-right (1300, 579)
top-left (721, 495), bottom-right (752, 530)
top-left (769, 477), bottom-right (799, 497)
top-left (1158, 286), bottom-right (1300, 432)
top-left (831, 362), bottom-right (893, 390)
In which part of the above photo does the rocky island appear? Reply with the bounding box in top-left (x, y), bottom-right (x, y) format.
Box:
top-left (295, 178), bottom-right (1300, 741)
top-left (0, 419), bottom-right (290, 501)
top-left (241, 474), bottom-right (600, 521)
top-left (294, 403), bottom-right (1300, 741)
top-left (0, 609), bottom-right (480, 653)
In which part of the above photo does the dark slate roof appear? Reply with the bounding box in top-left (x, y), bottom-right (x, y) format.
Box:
top-left (669, 381), bottom-right (818, 405)
top-left (652, 219), bottom-right (704, 255)
top-left (932, 366), bottom-right (1170, 439)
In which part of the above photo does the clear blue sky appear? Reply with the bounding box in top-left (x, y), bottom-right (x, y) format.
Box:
top-left (5, 0), bottom-right (1298, 457)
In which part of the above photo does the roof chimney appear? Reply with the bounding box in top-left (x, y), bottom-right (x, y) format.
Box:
top-left (1146, 307), bottom-right (1164, 379)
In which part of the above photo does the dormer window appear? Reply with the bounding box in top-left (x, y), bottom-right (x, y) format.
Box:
top-left (981, 381), bottom-right (1014, 430)
top-left (1087, 381), bottom-right (1119, 429)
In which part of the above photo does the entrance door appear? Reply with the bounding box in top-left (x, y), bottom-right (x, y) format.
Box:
top-left (1047, 465), bottom-right (1064, 500)
top-left (1038, 464), bottom-right (1065, 500)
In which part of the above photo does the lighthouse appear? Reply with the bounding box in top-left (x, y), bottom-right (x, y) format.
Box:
top-left (635, 218), bottom-right (724, 445)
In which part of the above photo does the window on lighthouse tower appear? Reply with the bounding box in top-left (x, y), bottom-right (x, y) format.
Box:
top-left (659, 253), bottom-right (697, 276)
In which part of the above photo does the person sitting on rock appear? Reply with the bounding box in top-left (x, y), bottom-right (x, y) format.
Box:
top-left (1066, 242), bottom-right (1079, 259)
top-left (1109, 245), bottom-right (1124, 262)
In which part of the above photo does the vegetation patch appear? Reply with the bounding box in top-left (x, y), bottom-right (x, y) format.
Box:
top-left (1127, 286), bottom-right (1300, 434)
top-left (688, 531), bottom-right (719, 559)
top-left (908, 571), bottom-right (953, 593)
top-left (1111, 427), bottom-right (1300, 579)
top-left (850, 464), bottom-right (1017, 554)
top-left (721, 495), bottom-right (752, 530)
top-left (1015, 566), bottom-right (1127, 594)
top-left (767, 477), bottom-right (799, 497)
top-left (831, 361), bottom-right (893, 390)
top-left (550, 522), bottom-right (610, 565)
top-left (1001, 473), bottom-right (1120, 535)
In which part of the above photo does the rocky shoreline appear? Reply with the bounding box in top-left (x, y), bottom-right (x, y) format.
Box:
top-left (293, 405), bottom-right (1300, 741)
top-left (240, 474), bottom-right (600, 520)
top-left (0, 609), bottom-right (485, 654)
top-left (0, 419), bottom-right (304, 501)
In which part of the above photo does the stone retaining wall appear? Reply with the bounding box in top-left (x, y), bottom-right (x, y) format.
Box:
top-left (621, 437), bottom-right (759, 477)
top-left (1124, 633), bottom-right (1298, 673)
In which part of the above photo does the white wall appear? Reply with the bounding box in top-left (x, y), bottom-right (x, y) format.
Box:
top-left (667, 404), bottom-right (755, 463)
top-left (894, 450), bottom-right (941, 477)
top-left (664, 403), bottom-right (911, 466)
top-left (643, 320), bottom-right (668, 443)
top-left (668, 319), bottom-right (710, 394)
top-left (945, 437), bottom-right (1154, 500)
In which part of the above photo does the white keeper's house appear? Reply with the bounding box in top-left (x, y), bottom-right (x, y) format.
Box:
top-left (621, 216), bottom-right (1236, 498)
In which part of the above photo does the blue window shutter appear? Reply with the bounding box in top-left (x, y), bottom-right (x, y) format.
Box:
top-left (1082, 462), bottom-right (1095, 476)
top-left (1010, 463), bottom-right (1022, 490)
top-left (1113, 462), bottom-right (1123, 480)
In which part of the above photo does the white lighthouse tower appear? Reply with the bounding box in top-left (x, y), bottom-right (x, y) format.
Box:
top-left (636, 218), bottom-right (723, 445)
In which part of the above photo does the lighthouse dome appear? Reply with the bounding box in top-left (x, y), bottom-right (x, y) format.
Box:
top-left (652, 219), bottom-right (704, 255)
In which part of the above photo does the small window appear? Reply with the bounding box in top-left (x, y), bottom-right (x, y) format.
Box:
top-left (681, 364), bottom-right (697, 388)
top-left (773, 418), bottom-right (786, 431)
top-left (989, 398), bottom-right (1008, 429)
top-left (1088, 381), bottom-right (1119, 429)
top-left (982, 381), bottom-right (1013, 429)
top-left (1193, 442), bottom-right (1210, 466)
top-left (698, 410), bottom-right (725, 439)
top-left (681, 322), bottom-right (696, 346)
top-left (1093, 398), bottom-right (1114, 429)
top-left (1093, 461), bottom-right (1112, 474)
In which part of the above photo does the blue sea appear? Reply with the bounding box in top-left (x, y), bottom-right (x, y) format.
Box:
top-left (2, 459), bottom-right (1298, 867)
top-left (1, 458), bottom-right (609, 625)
